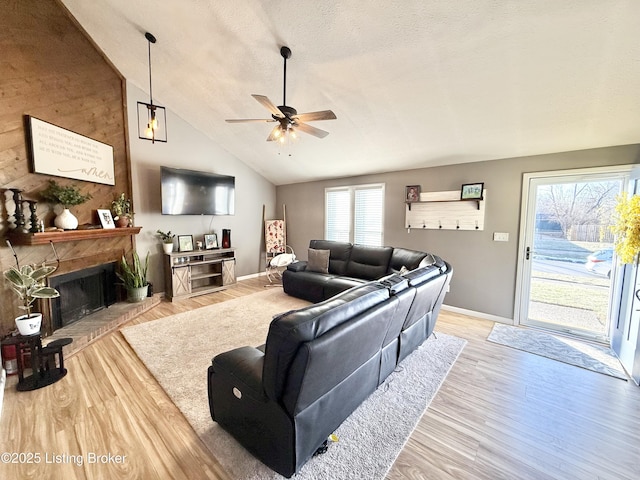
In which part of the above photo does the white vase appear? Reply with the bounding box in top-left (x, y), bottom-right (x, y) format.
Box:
top-left (15, 313), bottom-right (42, 336)
top-left (54, 208), bottom-right (78, 230)
top-left (162, 243), bottom-right (174, 254)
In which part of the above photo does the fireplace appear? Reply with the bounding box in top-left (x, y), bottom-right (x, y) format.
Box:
top-left (48, 263), bottom-right (118, 330)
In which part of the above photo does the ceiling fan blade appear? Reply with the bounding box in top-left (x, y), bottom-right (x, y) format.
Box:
top-left (225, 118), bottom-right (276, 123)
top-left (267, 124), bottom-right (282, 142)
top-left (252, 94), bottom-right (285, 118)
top-left (292, 110), bottom-right (337, 122)
top-left (294, 122), bottom-right (330, 138)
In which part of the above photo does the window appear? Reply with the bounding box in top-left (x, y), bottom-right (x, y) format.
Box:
top-left (325, 184), bottom-right (385, 246)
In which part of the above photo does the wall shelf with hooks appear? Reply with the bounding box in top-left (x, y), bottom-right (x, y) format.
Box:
top-left (405, 190), bottom-right (486, 231)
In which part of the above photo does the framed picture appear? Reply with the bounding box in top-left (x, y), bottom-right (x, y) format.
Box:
top-left (27, 116), bottom-right (115, 185)
top-left (461, 183), bottom-right (484, 201)
top-left (405, 185), bottom-right (421, 203)
top-left (204, 233), bottom-right (218, 249)
top-left (178, 235), bottom-right (194, 252)
top-left (97, 209), bottom-right (115, 229)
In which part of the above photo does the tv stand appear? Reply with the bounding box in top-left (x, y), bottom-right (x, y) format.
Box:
top-left (164, 249), bottom-right (236, 302)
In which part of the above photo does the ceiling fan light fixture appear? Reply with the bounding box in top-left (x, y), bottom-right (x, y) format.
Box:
top-left (226, 46), bottom-right (336, 144)
top-left (137, 31), bottom-right (167, 143)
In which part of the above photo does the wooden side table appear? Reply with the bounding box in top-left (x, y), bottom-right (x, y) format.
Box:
top-left (0, 333), bottom-right (73, 391)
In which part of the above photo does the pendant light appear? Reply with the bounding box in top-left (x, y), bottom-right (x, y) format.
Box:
top-left (137, 32), bottom-right (167, 143)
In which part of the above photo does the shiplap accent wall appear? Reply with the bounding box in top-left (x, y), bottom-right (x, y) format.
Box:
top-left (0, 0), bottom-right (134, 335)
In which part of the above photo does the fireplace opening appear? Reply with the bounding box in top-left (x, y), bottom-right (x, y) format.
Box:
top-left (49, 263), bottom-right (118, 330)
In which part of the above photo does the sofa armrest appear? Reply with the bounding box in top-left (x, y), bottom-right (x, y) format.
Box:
top-left (212, 346), bottom-right (265, 397)
top-left (287, 261), bottom-right (308, 272)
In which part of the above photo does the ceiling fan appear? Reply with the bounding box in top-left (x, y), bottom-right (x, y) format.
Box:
top-left (226, 46), bottom-right (336, 143)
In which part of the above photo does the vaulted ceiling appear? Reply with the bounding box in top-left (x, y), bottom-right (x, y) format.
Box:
top-left (60, 0), bottom-right (640, 185)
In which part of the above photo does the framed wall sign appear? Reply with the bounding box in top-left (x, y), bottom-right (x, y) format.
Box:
top-left (178, 235), bottom-right (194, 252)
top-left (27, 116), bottom-right (115, 185)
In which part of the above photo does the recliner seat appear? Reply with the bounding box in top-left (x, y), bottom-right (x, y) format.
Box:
top-left (208, 246), bottom-right (452, 477)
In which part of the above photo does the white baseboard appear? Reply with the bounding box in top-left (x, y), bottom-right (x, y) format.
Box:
top-left (442, 304), bottom-right (513, 325)
top-left (237, 272), bottom-right (267, 281)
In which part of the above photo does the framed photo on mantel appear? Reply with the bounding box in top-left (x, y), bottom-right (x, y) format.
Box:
top-left (97, 209), bottom-right (115, 229)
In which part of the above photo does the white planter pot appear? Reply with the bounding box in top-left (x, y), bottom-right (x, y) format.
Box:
top-left (54, 208), bottom-right (78, 230)
top-left (162, 243), bottom-right (174, 254)
top-left (15, 313), bottom-right (42, 336)
top-left (127, 285), bottom-right (149, 303)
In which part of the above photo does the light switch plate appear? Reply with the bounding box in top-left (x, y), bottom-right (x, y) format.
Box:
top-left (493, 232), bottom-right (509, 242)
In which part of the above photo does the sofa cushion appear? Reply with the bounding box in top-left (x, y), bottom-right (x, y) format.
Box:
top-left (282, 269), bottom-right (331, 303)
top-left (286, 261), bottom-right (308, 273)
top-left (345, 245), bottom-right (393, 280)
top-left (309, 240), bottom-right (352, 275)
top-left (262, 283), bottom-right (389, 401)
top-left (307, 248), bottom-right (330, 273)
top-left (323, 276), bottom-right (366, 299)
top-left (389, 248), bottom-right (429, 273)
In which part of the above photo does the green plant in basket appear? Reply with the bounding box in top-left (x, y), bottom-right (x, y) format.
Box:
top-left (117, 251), bottom-right (149, 289)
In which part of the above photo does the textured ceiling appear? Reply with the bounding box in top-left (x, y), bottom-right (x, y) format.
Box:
top-left (60, 0), bottom-right (640, 185)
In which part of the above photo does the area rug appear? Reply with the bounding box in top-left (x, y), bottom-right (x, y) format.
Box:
top-left (121, 289), bottom-right (466, 479)
top-left (488, 323), bottom-right (627, 380)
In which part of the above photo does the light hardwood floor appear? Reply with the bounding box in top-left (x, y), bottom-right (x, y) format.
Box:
top-left (1, 277), bottom-right (639, 479)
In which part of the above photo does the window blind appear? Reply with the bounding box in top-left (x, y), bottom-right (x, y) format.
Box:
top-left (354, 186), bottom-right (383, 246)
top-left (325, 184), bottom-right (384, 246)
top-left (325, 188), bottom-right (351, 242)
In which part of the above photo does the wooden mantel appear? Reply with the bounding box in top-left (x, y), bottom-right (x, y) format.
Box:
top-left (7, 227), bottom-right (142, 245)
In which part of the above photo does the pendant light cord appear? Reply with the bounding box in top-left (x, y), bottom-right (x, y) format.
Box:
top-left (148, 38), bottom-right (153, 106)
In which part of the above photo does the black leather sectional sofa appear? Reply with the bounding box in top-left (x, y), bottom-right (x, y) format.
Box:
top-left (207, 240), bottom-right (452, 477)
top-left (282, 239), bottom-right (438, 302)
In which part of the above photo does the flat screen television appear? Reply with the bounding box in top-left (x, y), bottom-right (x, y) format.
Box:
top-left (161, 166), bottom-right (235, 215)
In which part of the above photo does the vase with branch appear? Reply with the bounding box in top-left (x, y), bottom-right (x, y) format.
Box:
top-left (40, 180), bottom-right (92, 230)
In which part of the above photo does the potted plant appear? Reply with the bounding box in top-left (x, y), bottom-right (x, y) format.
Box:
top-left (157, 230), bottom-right (175, 254)
top-left (116, 251), bottom-right (149, 302)
top-left (3, 263), bottom-right (60, 335)
top-left (40, 180), bottom-right (92, 230)
top-left (112, 193), bottom-right (133, 228)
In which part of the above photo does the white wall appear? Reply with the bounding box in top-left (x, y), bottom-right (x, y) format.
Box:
top-left (126, 81), bottom-right (276, 292)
